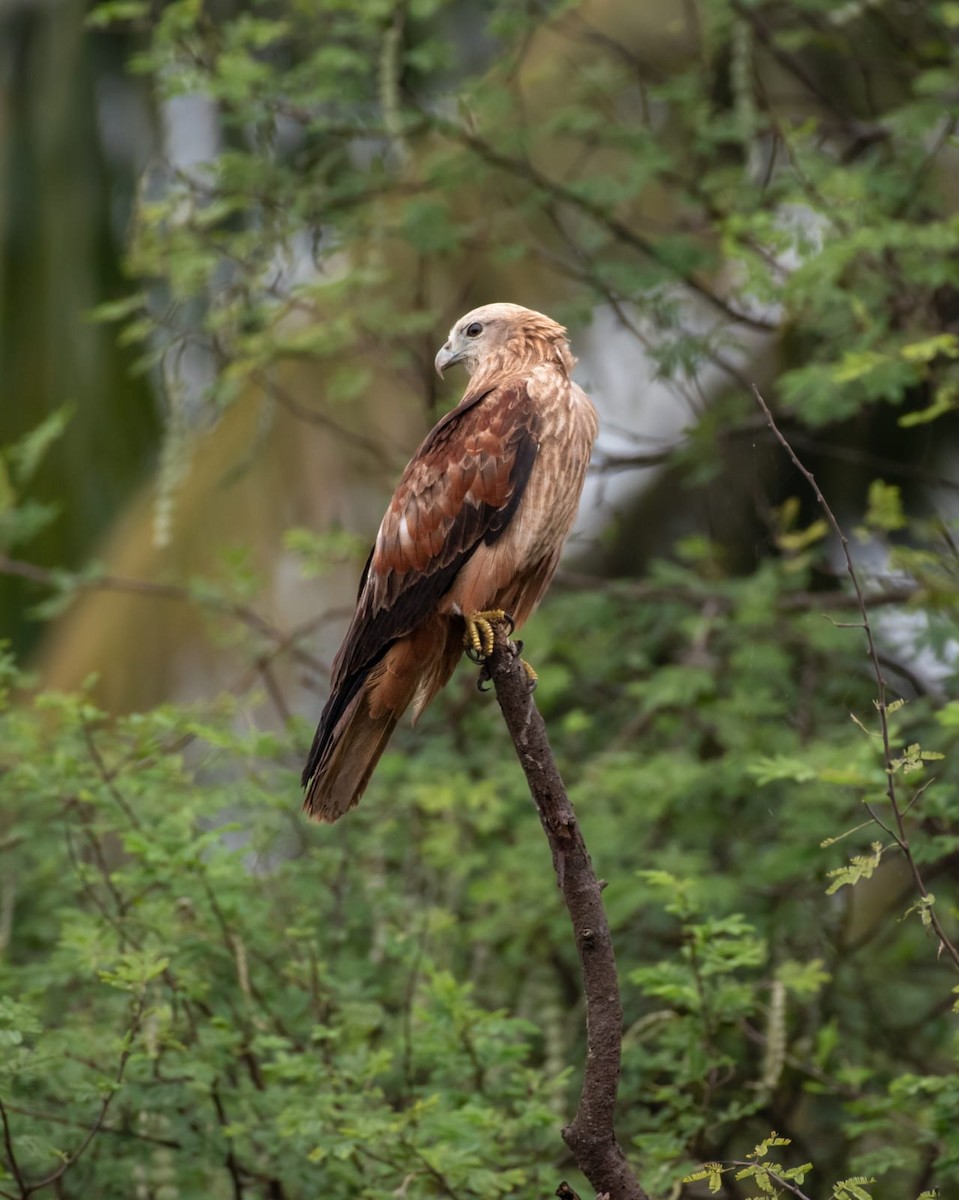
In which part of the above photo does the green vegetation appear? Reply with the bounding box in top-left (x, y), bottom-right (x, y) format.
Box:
top-left (2, 1), bottom-right (959, 1197)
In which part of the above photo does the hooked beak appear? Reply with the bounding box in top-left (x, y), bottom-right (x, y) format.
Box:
top-left (434, 342), bottom-right (462, 377)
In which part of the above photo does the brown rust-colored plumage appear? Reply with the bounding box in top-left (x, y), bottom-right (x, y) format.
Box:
top-left (302, 302), bottom-right (598, 821)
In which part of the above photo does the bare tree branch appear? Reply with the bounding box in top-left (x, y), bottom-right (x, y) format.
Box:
top-left (418, 110), bottom-right (778, 335)
top-left (0, 1104), bottom-right (181, 1150)
top-left (249, 367), bottom-right (396, 469)
top-left (557, 569), bottom-right (922, 614)
top-left (484, 624), bottom-right (649, 1200)
top-left (0, 1099), bottom-right (27, 1197)
top-left (0, 553), bottom-right (330, 679)
top-left (10, 992), bottom-right (147, 1197)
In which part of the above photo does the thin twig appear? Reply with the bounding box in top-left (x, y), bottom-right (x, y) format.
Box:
top-left (210, 1086), bottom-right (247, 1200)
top-left (727, 1162), bottom-right (813, 1200)
top-left (249, 367), bottom-right (395, 468)
top-left (0, 1098), bottom-right (26, 1196)
top-left (485, 623), bottom-right (649, 1200)
top-left (419, 110), bottom-right (777, 334)
top-left (0, 1105), bottom-right (180, 1149)
top-left (0, 553), bottom-right (327, 677)
top-left (80, 720), bottom-right (143, 830)
top-left (556, 569), bottom-right (921, 615)
top-left (0, 872), bottom-right (15, 958)
top-left (19, 992), bottom-right (146, 1196)
top-left (752, 384), bottom-right (959, 969)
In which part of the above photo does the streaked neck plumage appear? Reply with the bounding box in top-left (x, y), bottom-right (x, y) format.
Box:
top-left (468, 331), bottom-right (576, 392)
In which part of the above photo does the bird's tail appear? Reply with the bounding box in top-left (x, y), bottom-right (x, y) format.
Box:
top-left (302, 690), bottom-right (400, 822)
top-left (302, 623), bottom-right (461, 822)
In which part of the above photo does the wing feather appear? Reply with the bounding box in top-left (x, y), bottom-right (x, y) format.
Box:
top-left (301, 380), bottom-right (540, 787)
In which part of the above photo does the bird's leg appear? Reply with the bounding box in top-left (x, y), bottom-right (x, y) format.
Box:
top-left (463, 609), bottom-right (513, 662)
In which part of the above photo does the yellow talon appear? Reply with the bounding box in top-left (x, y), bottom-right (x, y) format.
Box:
top-left (465, 614), bottom-right (537, 690)
top-left (464, 609), bottom-right (509, 661)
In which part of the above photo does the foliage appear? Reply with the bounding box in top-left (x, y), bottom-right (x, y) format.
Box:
top-left (87, 0), bottom-right (959, 449)
top-left (2, 512), bottom-right (958, 1196)
top-left (0, 668), bottom-right (566, 1197)
top-left (0, 408), bottom-right (72, 555)
top-left (4, 0), bottom-right (959, 1197)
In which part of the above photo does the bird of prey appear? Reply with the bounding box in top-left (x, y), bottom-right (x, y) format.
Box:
top-left (302, 302), bottom-right (598, 821)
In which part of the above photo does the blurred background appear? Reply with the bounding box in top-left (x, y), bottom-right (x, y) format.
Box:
top-left (2, 1), bottom-right (959, 1196)
top-left (5, 0), bottom-right (956, 704)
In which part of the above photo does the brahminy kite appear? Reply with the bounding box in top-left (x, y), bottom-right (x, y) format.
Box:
top-left (303, 302), bottom-right (598, 820)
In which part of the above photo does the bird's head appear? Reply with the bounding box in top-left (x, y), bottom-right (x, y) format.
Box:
top-left (434, 302), bottom-right (575, 380)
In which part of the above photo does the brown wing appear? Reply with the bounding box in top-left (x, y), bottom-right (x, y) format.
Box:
top-left (301, 379), bottom-right (540, 786)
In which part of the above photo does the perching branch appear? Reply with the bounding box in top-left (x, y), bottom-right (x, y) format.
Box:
top-left (752, 385), bottom-right (959, 970)
top-left (485, 623), bottom-right (649, 1200)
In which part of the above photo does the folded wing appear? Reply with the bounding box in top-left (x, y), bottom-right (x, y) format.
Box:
top-left (302, 380), bottom-right (541, 816)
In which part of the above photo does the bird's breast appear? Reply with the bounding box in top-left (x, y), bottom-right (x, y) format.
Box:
top-left (442, 371), bottom-right (596, 623)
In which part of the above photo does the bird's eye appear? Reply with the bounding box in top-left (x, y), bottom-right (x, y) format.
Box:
top-left (466, 322), bottom-right (483, 337)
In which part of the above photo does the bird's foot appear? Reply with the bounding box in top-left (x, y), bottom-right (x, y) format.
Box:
top-left (477, 657), bottom-right (536, 692)
top-left (463, 609), bottom-right (514, 662)
top-left (473, 633), bottom-right (537, 693)
top-left (505, 637), bottom-right (537, 689)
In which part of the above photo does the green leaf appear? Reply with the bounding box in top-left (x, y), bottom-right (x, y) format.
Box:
top-left (749, 1132), bottom-right (792, 1158)
top-left (900, 384), bottom-right (959, 427)
top-left (748, 755), bottom-right (818, 785)
top-left (98, 950), bottom-right (171, 991)
top-left (889, 743), bottom-right (944, 774)
top-left (833, 1178), bottom-right (877, 1200)
top-left (863, 480), bottom-right (907, 533)
top-left (86, 0), bottom-right (149, 26)
top-left (7, 406), bottom-right (74, 485)
top-left (899, 333), bottom-right (959, 363)
top-left (776, 958), bottom-right (831, 997)
top-left (832, 350), bottom-right (891, 383)
top-left (825, 842), bottom-right (884, 895)
top-left (682, 1163), bottom-right (726, 1192)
